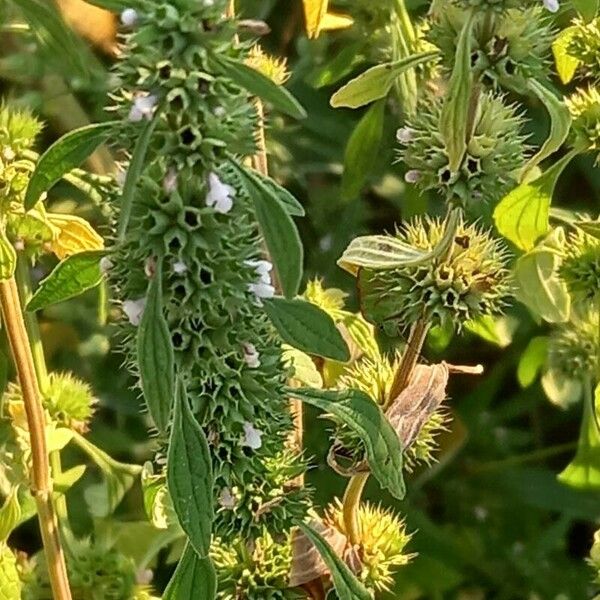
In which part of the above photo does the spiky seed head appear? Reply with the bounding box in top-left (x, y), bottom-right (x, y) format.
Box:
top-left (566, 86), bottom-right (600, 162)
top-left (360, 216), bottom-right (512, 330)
top-left (548, 309), bottom-right (599, 380)
top-left (560, 230), bottom-right (600, 303)
top-left (567, 17), bottom-right (600, 82)
top-left (44, 372), bottom-right (97, 433)
top-left (324, 499), bottom-right (413, 592)
top-left (398, 92), bottom-right (528, 206)
top-left (303, 279), bottom-right (347, 315)
top-left (246, 46), bottom-right (290, 86)
top-left (0, 104), bottom-right (42, 153)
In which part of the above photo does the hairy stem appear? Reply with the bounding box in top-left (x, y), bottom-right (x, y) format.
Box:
top-left (0, 276), bottom-right (72, 600)
top-left (342, 471), bottom-right (369, 546)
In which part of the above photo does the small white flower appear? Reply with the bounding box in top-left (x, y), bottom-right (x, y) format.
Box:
top-left (2, 146), bottom-right (15, 161)
top-left (120, 8), bottom-right (138, 26)
top-left (206, 172), bottom-right (235, 214)
top-left (144, 257), bottom-right (156, 278)
top-left (99, 256), bottom-right (113, 274)
top-left (248, 281), bottom-right (275, 300)
top-left (242, 422), bottom-right (263, 450)
top-left (122, 298), bottom-right (146, 326)
top-left (173, 260), bottom-right (187, 274)
top-left (218, 487), bottom-right (236, 509)
top-left (244, 259), bottom-right (273, 284)
top-left (242, 343), bottom-right (261, 368)
top-left (404, 169), bottom-right (421, 183)
top-left (128, 94), bottom-right (157, 122)
top-left (543, 0), bottom-right (559, 12)
top-left (214, 106), bottom-right (226, 118)
top-left (396, 127), bottom-right (413, 144)
top-left (163, 168), bottom-right (177, 194)
top-left (116, 169), bottom-right (127, 188)
top-left (13, 239), bottom-right (24, 251)
top-left (136, 569), bottom-right (153, 585)
top-left (319, 234), bottom-right (333, 252)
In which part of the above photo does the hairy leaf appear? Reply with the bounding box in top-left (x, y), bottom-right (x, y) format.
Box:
top-left (167, 379), bottom-right (214, 557)
top-left (163, 543), bottom-right (217, 600)
top-left (25, 123), bottom-right (113, 209)
top-left (296, 522), bottom-right (372, 600)
top-left (264, 297), bottom-right (351, 362)
top-left (330, 51), bottom-right (439, 109)
top-left (137, 270), bottom-right (174, 433)
top-left (27, 251), bottom-right (103, 312)
top-left (247, 170), bottom-right (305, 217)
top-left (288, 387), bottom-right (405, 499)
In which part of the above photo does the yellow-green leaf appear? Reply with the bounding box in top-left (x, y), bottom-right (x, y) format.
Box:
top-left (552, 26), bottom-right (580, 84)
top-left (571, 0), bottom-right (599, 21)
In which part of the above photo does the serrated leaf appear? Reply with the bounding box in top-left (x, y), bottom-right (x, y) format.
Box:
top-left (552, 26), bottom-right (580, 84)
top-left (517, 336), bottom-right (549, 388)
top-left (330, 51), bottom-right (438, 109)
top-left (288, 387), bottom-right (405, 499)
top-left (228, 161), bottom-right (303, 298)
top-left (440, 12), bottom-right (475, 172)
top-left (572, 0), bottom-right (599, 21)
top-left (0, 488), bottom-right (21, 542)
top-left (137, 270), bottom-right (174, 433)
top-left (264, 297), bottom-right (350, 362)
top-left (215, 57), bottom-right (306, 119)
top-left (167, 378), bottom-right (214, 558)
top-left (515, 247), bottom-right (570, 323)
top-left (0, 231), bottom-right (16, 281)
top-left (296, 522), bottom-right (372, 600)
top-left (494, 151), bottom-right (577, 251)
top-left (26, 250), bottom-right (103, 312)
top-left (163, 543), bottom-right (216, 600)
top-left (341, 100), bottom-right (385, 200)
top-left (521, 80), bottom-right (572, 180)
top-left (25, 123), bottom-right (113, 210)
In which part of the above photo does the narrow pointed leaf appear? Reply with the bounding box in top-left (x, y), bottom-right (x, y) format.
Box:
top-left (264, 297), bottom-right (350, 362)
top-left (288, 386), bottom-right (405, 499)
top-left (517, 336), bottom-right (549, 388)
top-left (229, 161), bottom-right (303, 298)
top-left (521, 80), bottom-right (571, 180)
top-left (167, 378), bottom-right (214, 557)
top-left (163, 543), bottom-right (217, 600)
top-left (250, 170), bottom-right (305, 217)
top-left (25, 123), bottom-right (114, 209)
top-left (215, 57), bottom-right (306, 119)
top-left (137, 269), bottom-right (175, 433)
top-left (330, 51), bottom-right (439, 109)
top-left (27, 251), bottom-right (103, 312)
top-left (296, 522), bottom-right (372, 600)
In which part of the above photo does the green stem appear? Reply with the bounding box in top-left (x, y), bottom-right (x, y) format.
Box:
top-left (342, 472), bottom-right (369, 546)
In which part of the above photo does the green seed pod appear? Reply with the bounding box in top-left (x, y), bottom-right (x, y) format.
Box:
top-left (565, 86), bottom-right (600, 161)
top-left (0, 544), bottom-right (22, 600)
top-left (560, 230), bottom-right (600, 303)
top-left (398, 91), bottom-right (528, 207)
top-left (566, 17), bottom-right (600, 82)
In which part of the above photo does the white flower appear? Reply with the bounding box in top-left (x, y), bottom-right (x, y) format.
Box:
top-left (99, 257), bottom-right (113, 274)
top-left (173, 261), bottom-right (187, 274)
top-left (396, 127), bottom-right (413, 144)
top-left (242, 422), bottom-right (263, 450)
top-left (163, 168), bottom-right (177, 194)
top-left (242, 343), bottom-right (261, 368)
top-left (404, 169), bottom-right (421, 183)
top-left (120, 8), bottom-right (138, 26)
top-left (543, 0), bottom-right (559, 12)
top-left (128, 94), bottom-right (157, 122)
top-left (122, 298), bottom-right (146, 326)
top-left (245, 259), bottom-right (273, 284)
top-left (248, 281), bottom-right (275, 299)
top-left (206, 172), bottom-right (235, 214)
top-left (218, 487), bottom-right (236, 509)
top-left (213, 106), bottom-right (226, 118)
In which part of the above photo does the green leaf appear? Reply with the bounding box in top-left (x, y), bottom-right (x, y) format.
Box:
top-left (214, 57), bottom-right (306, 119)
top-left (517, 336), bottom-right (549, 388)
top-left (541, 369), bottom-right (582, 408)
top-left (251, 171), bottom-right (305, 217)
top-left (571, 0), bottom-right (599, 21)
top-left (54, 465), bottom-right (87, 494)
top-left (330, 51), bottom-right (439, 109)
top-left (521, 80), bottom-right (572, 180)
top-left (163, 544), bottom-right (216, 600)
top-left (84, 0), bottom-right (129, 10)
top-left (341, 100), bottom-right (385, 200)
top-left (440, 12), bottom-right (475, 172)
top-left (0, 488), bottom-right (21, 542)
top-left (288, 387), bottom-right (406, 499)
top-left (137, 269), bottom-right (175, 433)
top-left (263, 297), bottom-right (350, 362)
top-left (296, 522), bottom-right (372, 600)
top-left (559, 382), bottom-right (600, 491)
top-left (282, 346), bottom-right (324, 388)
top-left (494, 151), bottom-right (577, 251)
top-left (27, 251), bottom-right (103, 312)
top-left (515, 247), bottom-right (570, 324)
top-left (167, 378), bottom-right (214, 558)
top-left (0, 230), bottom-right (16, 281)
top-left (25, 123), bottom-right (114, 210)
top-left (465, 315), bottom-right (517, 348)
top-left (228, 161), bottom-right (303, 298)
top-left (552, 26), bottom-right (580, 84)
top-left (307, 43), bottom-right (366, 89)
top-left (117, 111), bottom-right (162, 240)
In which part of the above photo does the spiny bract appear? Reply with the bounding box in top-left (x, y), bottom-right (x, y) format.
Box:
top-left (566, 86), bottom-right (600, 162)
top-left (560, 229), bottom-right (600, 302)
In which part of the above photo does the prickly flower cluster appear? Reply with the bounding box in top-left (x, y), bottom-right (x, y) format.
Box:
top-left (565, 17), bottom-right (600, 82)
top-left (107, 0), bottom-right (308, 594)
top-left (560, 230), bottom-right (600, 303)
top-left (566, 86), bottom-right (600, 162)
top-left (359, 216), bottom-right (512, 330)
